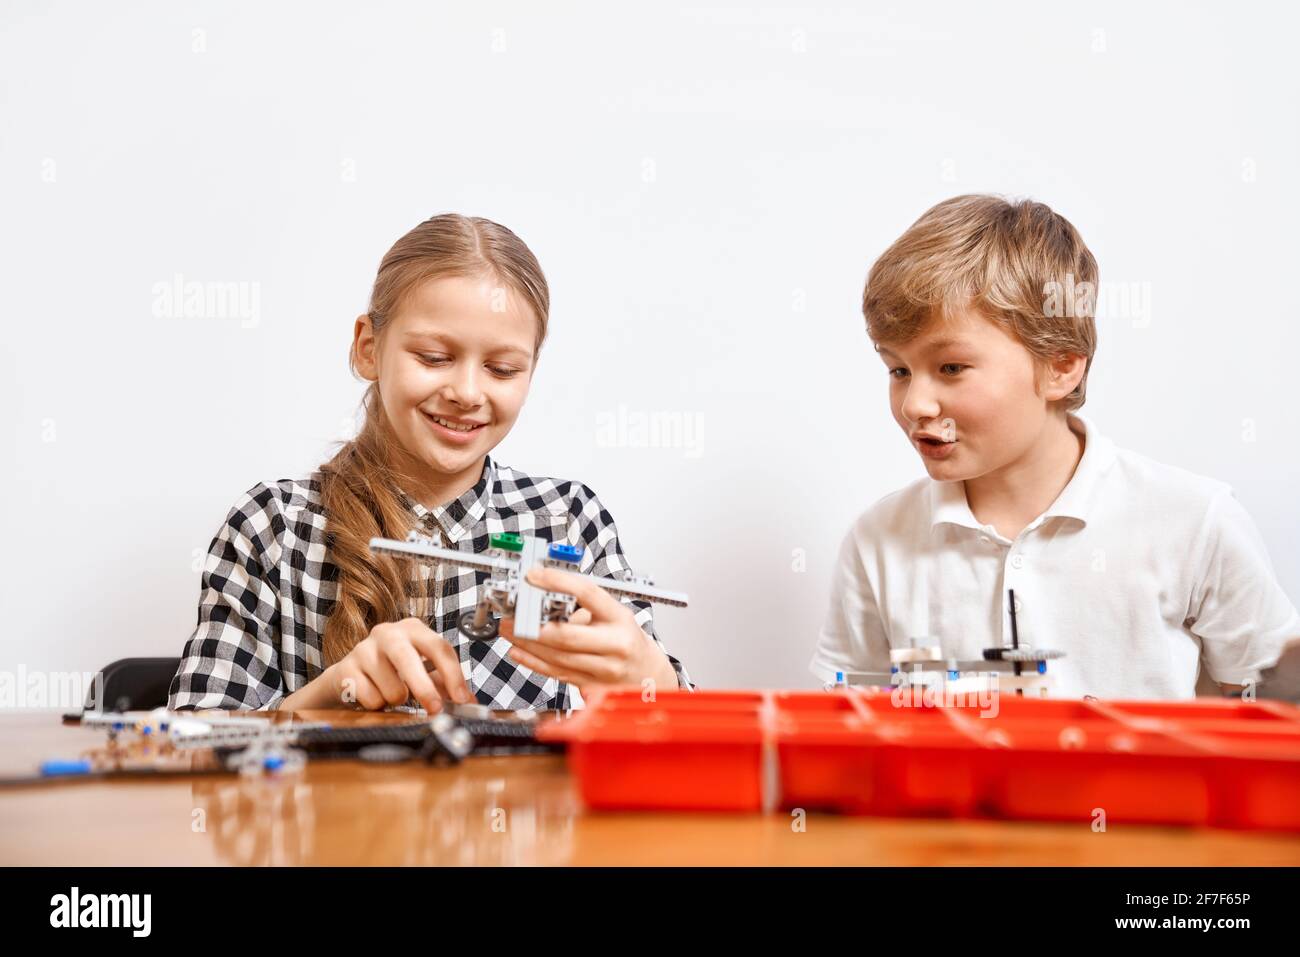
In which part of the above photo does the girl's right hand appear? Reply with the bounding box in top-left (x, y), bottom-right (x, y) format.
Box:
top-left (322, 618), bottom-right (474, 713)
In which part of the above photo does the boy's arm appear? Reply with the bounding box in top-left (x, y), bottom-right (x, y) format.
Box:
top-left (810, 524), bottom-right (891, 684)
top-left (1187, 489), bottom-right (1300, 694)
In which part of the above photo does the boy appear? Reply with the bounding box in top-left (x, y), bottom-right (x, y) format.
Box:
top-left (810, 194), bottom-right (1298, 699)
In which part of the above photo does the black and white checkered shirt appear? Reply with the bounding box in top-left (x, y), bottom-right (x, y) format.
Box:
top-left (168, 457), bottom-right (692, 711)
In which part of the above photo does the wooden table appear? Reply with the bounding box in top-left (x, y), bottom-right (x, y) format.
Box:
top-left (2, 711), bottom-right (1298, 866)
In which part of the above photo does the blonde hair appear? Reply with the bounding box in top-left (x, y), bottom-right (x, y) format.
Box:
top-left (863, 194), bottom-right (1098, 410)
top-left (318, 214), bottom-right (550, 666)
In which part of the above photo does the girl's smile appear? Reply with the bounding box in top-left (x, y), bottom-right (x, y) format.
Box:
top-left (422, 410), bottom-right (489, 443)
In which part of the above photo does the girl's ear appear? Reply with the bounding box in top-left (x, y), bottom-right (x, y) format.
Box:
top-left (352, 314), bottom-right (379, 380)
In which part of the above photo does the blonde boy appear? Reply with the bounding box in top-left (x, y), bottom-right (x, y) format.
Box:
top-left (811, 195), bottom-right (1298, 698)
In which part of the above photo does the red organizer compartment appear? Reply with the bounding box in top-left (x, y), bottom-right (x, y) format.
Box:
top-left (1100, 699), bottom-right (1300, 723)
top-left (771, 691), bottom-right (877, 813)
top-left (1179, 726), bottom-right (1300, 830)
top-left (848, 695), bottom-right (990, 815)
top-left (1174, 726), bottom-right (1300, 748)
top-left (850, 724), bottom-right (988, 818)
top-left (544, 689), bottom-right (1300, 830)
top-left (975, 724), bottom-right (1216, 826)
top-left (771, 690), bottom-right (867, 716)
top-left (961, 696), bottom-right (1116, 722)
top-left (539, 690), bottom-right (766, 811)
top-left (960, 719), bottom-right (1146, 757)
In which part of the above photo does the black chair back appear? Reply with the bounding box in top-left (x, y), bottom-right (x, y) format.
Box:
top-left (84, 657), bottom-right (181, 711)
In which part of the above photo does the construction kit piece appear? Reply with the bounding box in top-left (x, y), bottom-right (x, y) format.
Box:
top-left (831, 588), bottom-right (1065, 697)
top-left (836, 642), bottom-right (1066, 697)
top-left (3, 706), bottom-right (550, 789)
top-left (75, 707), bottom-right (320, 749)
top-left (76, 706), bottom-right (537, 761)
top-left (369, 531), bottom-right (689, 642)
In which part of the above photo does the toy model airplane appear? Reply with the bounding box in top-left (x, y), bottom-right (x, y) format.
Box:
top-left (832, 589), bottom-right (1065, 697)
top-left (836, 642), bottom-right (1067, 697)
top-left (369, 531), bottom-right (689, 642)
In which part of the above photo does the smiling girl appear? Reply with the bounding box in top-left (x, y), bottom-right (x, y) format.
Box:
top-left (169, 214), bottom-right (691, 712)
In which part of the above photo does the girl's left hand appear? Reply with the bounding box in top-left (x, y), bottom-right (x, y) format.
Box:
top-left (502, 566), bottom-right (679, 695)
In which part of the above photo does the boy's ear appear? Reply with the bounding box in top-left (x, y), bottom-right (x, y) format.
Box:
top-left (1041, 352), bottom-right (1087, 402)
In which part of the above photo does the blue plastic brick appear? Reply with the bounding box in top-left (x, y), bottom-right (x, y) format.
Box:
top-left (547, 543), bottom-right (584, 564)
top-left (41, 759), bottom-right (93, 777)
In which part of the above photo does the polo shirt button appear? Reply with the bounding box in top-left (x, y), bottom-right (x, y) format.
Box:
top-left (1011, 555), bottom-right (1024, 569)
top-left (1013, 597), bottom-right (1024, 613)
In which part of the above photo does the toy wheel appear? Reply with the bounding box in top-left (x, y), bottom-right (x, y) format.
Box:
top-left (458, 610), bottom-right (499, 642)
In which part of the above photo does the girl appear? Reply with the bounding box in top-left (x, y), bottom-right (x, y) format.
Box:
top-left (168, 214), bottom-right (691, 712)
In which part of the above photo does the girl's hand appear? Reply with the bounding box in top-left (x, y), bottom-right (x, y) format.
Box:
top-left (503, 566), bottom-right (678, 695)
top-left (322, 618), bottom-right (474, 712)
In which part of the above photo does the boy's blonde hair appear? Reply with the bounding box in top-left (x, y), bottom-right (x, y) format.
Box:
top-left (863, 194), bottom-right (1098, 411)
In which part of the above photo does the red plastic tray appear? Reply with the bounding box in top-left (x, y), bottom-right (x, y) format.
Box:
top-left (537, 688), bottom-right (1300, 830)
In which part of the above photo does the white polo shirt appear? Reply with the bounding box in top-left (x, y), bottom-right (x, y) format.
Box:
top-left (810, 415), bottom-right (1299, 699)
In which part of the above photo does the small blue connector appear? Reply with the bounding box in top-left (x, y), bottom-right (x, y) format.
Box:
top-left (41, 759), bottom-right (93, 777)
top-left (548, 543), bottom-right (584, 564)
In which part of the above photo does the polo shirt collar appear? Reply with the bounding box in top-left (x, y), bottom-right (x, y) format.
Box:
top-left (928, 414), bottom-right (1116, 533)
top-left (1042, 414), bottom-right (1116, 523)
top-left (397, 456), bottom-right (496, 544)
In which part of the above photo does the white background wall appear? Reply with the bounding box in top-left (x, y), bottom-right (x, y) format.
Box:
top-left (3, 1), bottom-right (1298, 696)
